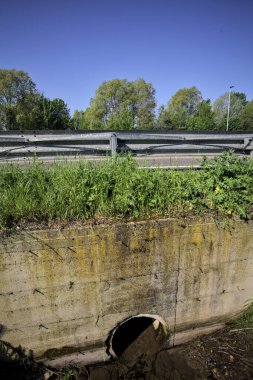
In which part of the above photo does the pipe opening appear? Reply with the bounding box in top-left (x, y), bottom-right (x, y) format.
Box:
top-left (108, 314), bottom-right (168, 360)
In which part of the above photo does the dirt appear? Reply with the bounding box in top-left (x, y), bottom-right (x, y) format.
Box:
top-left (178, 326), bottom-right (253, 380)
top-left (84, 326), bottom-right (253, 380)
top-left (0, 213), bottom-right (227, 239)
top-left (1, 326), bottom-right (252, 379)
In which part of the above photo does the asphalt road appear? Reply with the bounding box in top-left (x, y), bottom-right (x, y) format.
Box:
top-left (0, 153), bottom-right (240, 168)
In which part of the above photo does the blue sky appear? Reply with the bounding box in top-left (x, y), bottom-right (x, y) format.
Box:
top-left (0, 0), bottom-right (253, 114)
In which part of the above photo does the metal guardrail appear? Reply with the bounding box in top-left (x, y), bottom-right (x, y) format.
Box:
top-left (0, 131), bottom-right (252, 163)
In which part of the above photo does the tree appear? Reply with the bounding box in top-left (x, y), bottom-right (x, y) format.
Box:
top-left (187, 100), bottom-right (215, 131)
top-left (128, 79), bottom-right (156, 129)
top-left (0, 69), bottom-right (38, 130)
top-left (213, 92), bottom-right (247, 130)
top-left (84, 78), bottom-right (156, 130)
top-left (72, 110), bottom-right (84, 130)
top-left (33, 96), bottom-right (71, 130)
top-left (157, 86), bottom-right (203, 129)
top-left (239, 100), bottom-right (253, 130)
top-left (0, 69), bottom-right (71, 130)
top-left (157, 105), bottom-right (174, 129)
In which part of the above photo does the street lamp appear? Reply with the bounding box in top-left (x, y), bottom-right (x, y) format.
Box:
top-left (226, 85), bottom-right (234, 131)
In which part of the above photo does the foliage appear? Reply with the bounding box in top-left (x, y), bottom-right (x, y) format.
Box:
top-left (213, 92), bottom-right (247, 131)
top-left (0, 152), bottom-right (253, 229)
top-left (0, 69), bottom-right (38, 130)
top-left (72, 109), bottom-right (86, 130)
top-left (231, 303), bottom-right (253, 329)
top-left (33, 96), bottom-right (71, 130)
top-left (239, 100), bottom-right (253, 130)
top-left (0, 69), bottom-right (72, 130)
top-left (1, 68), bottom-right (252, 131)
top-left (200, 152), bottom-right (253, 219)
top-left (158, 88), bottom-right (252, 131)
top-left (0, 69), bottom-right (37, 105)
top-left (157, 86), bottom-right (205, 130)
top-left (83, 78), bottom-right (156, 130)
top-left (187, 100), bottom-right (215, 131)
top-left (169, 86), bottom-right (203, 115)
top-left (107, 108), bottom-right (135, 130)
top-left (61, 369), bottom-right (75, 380)
top-left (156, 105), bottom-right (169, 129)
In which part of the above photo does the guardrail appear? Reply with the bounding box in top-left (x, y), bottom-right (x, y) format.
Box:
top-left (0, 131), bottom-right (252, 164)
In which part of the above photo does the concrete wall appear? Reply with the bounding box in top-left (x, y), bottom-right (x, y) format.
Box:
top-left (0, 218), bottom-right (252, 362)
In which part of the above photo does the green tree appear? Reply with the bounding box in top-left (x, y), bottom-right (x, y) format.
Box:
top-left (108, 108), bottom-right (135, 130)
top-left (84, 78), bottom-right (156, 130)
top-left (128, 78), bottom-right (156, 129)
top-left (157, 105), bottom-right (170, 129)
top-left (239, 100), bottom-right (253, 130)
top-left (72, 110), bottom-right (84, 130)
top-left (0, 69), bottom-right (38, 130)
top-left (213, 92), bottom-right (247, 130)
top-left (157, 86), bottom-right (203, 129)
top-left (34, 96), bottom-right (71, 130)
top-left (187, 100), bottom-right (215, 131)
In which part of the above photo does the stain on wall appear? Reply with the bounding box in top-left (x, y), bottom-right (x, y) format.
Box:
top-left (0, 218), bottom-right (252, 362)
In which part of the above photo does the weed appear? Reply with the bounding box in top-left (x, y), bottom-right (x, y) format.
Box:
top-left (232, 303), bottom-right (253, 330)
top-left (0, 152), bottom-right (253, 229)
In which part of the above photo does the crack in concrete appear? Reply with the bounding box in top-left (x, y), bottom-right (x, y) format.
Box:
top-left (172, 235), bottom-right (182, 346)
top-left (39, 324), bottom-right (48, 330)
top-left (28, 250), bottom-right (38, 257)
top-left (33, 289), bottom-right (45, 296)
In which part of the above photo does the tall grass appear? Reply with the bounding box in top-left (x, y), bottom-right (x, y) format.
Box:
top-left (0, 152), bottom-right (253, 229)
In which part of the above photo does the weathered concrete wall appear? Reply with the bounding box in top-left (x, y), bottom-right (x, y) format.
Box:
top-left (0, 218), bottom-right (252, 362)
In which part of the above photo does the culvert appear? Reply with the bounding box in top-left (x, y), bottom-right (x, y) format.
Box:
top-left (107, 314), bottom-right (168, 363)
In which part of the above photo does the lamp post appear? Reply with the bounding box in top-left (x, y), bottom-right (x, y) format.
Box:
top-left (226, 85), bottom-right (234, 131)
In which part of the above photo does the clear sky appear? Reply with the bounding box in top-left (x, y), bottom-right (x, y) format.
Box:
top-left (1, 0), bottom-right (253, 114)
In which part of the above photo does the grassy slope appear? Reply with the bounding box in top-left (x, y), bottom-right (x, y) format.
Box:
top-left (0, 152), bottom-right (253, 229)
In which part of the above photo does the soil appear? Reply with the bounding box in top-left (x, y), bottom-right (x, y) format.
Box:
top-left (1, 326), bottom-right (252, 379)
top-left (84, 326), bottom-right (253, 380)
top-left (0, 213), bottom-right (227, 239)
top-left (177, 326), bottom-right (253, 380)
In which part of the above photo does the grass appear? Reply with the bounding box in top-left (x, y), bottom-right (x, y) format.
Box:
top-left (231, 303), bottom-right (253, 330)
top-left (0, 152), bottom-right (253, 230)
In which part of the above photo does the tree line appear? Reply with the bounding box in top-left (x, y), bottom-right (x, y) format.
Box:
top-left (1, 69), bottom-right (253, 131)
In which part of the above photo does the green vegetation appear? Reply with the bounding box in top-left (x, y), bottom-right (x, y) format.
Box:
top-left (212, 91), bottom-right (247, 131)
top-left (0, 152), bottom-right (253, 229)
top-left (0, 69), bottom-right (71, 130)
top-left (157, 86), bottom-right (214, 130)
top-left (74, 78), bottom-right (156, 130)
top-left (1, 68), bottom-right (253, 131)
top-left (231, 303), bottom-right (253, 330)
